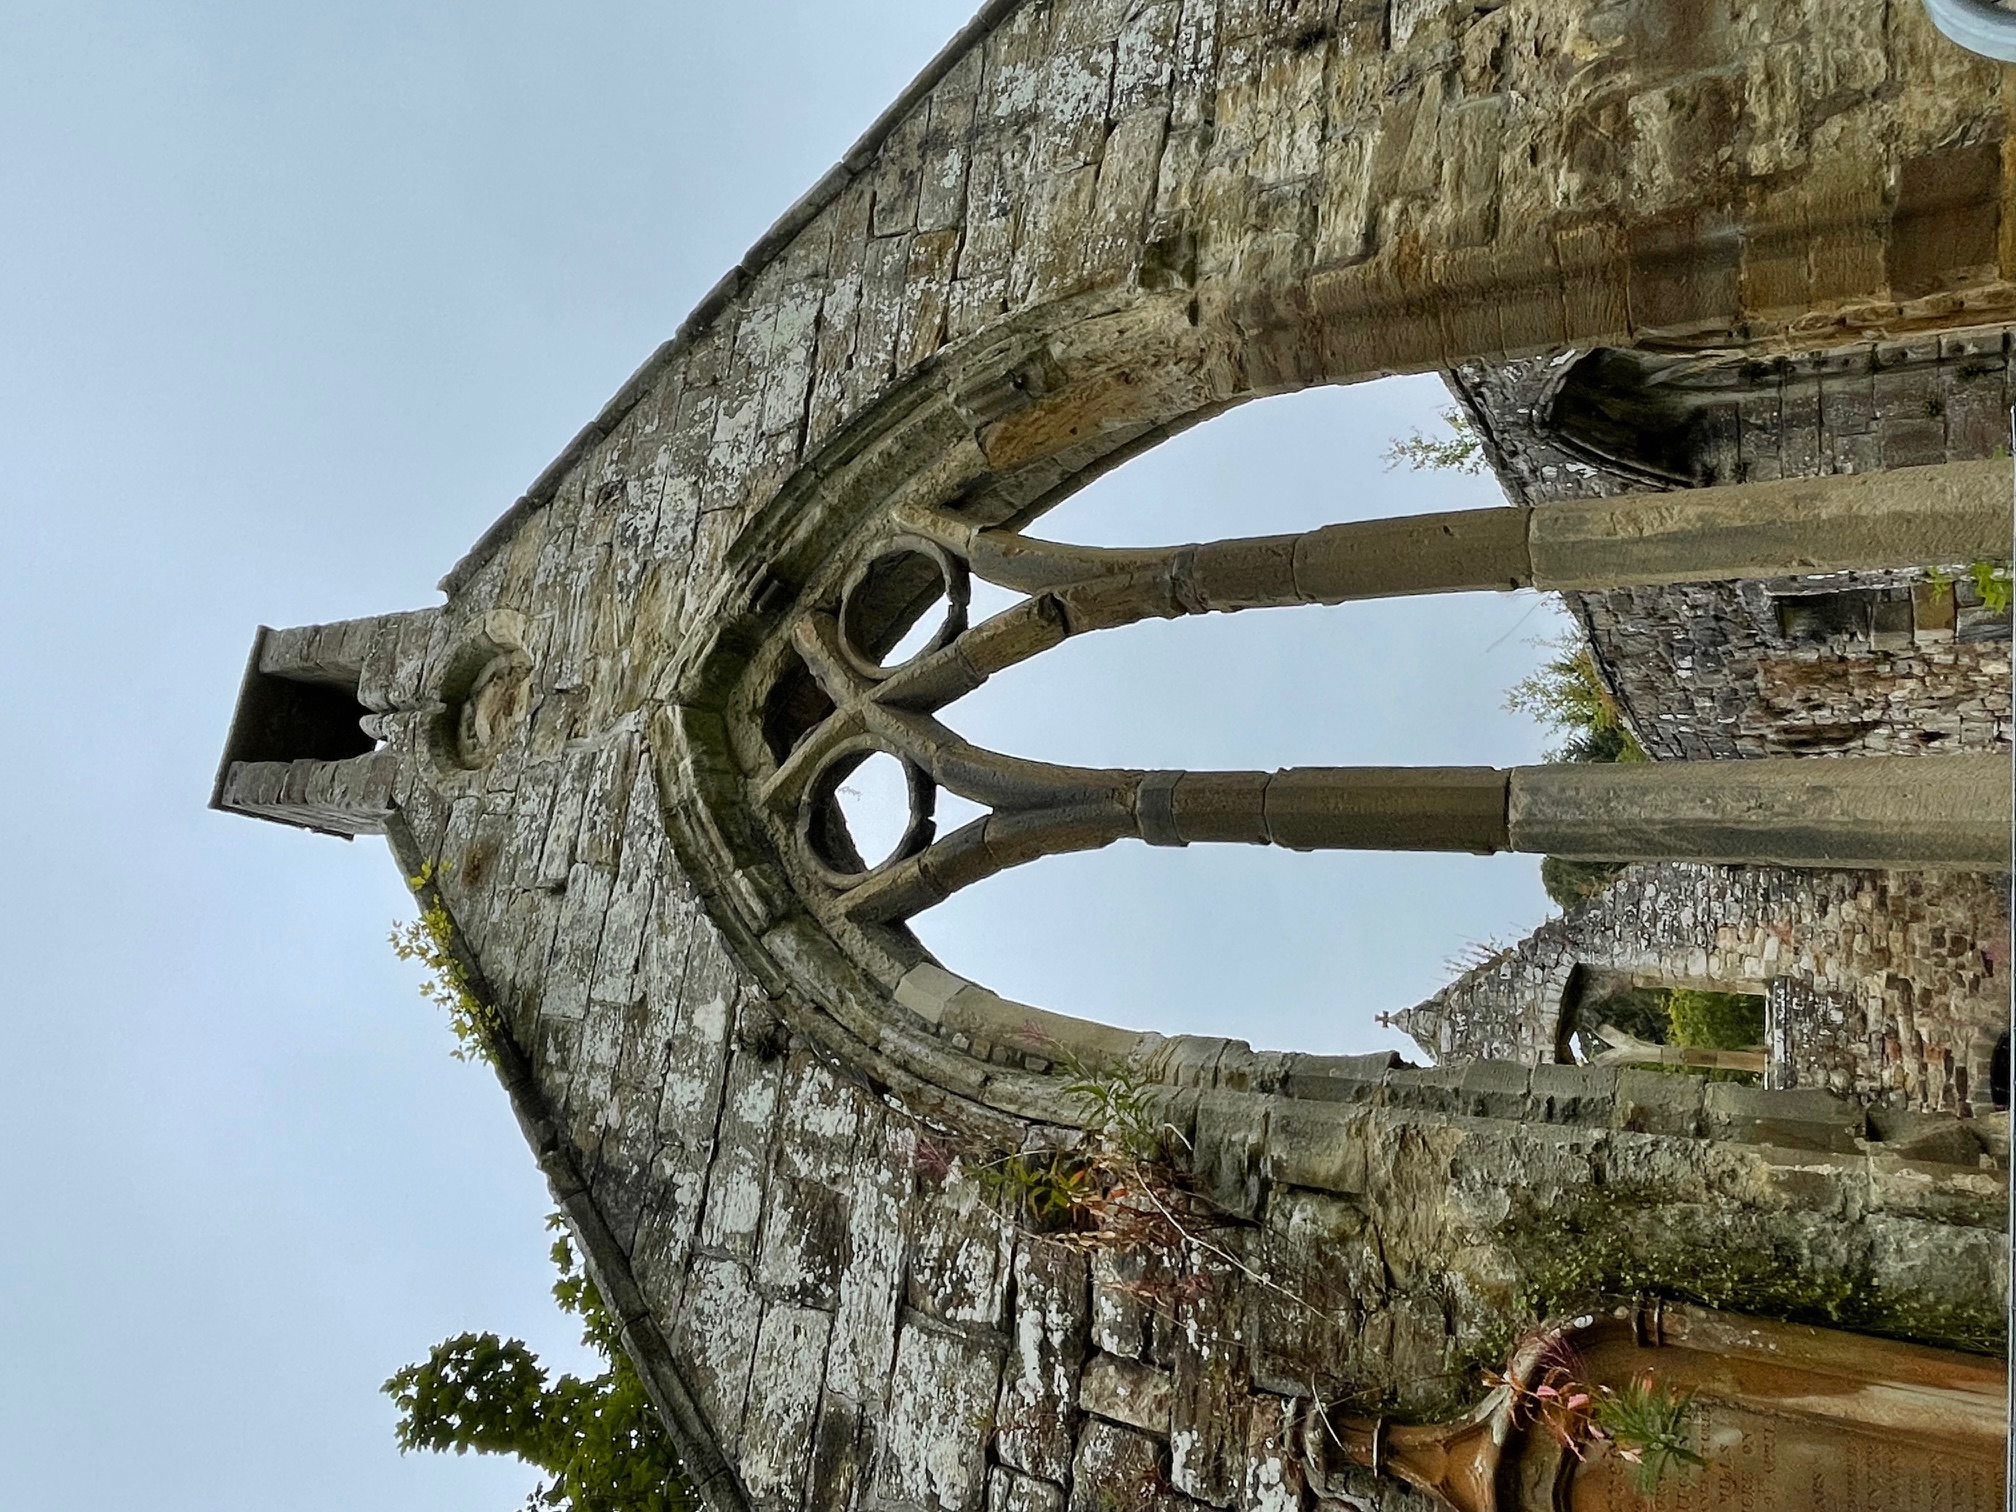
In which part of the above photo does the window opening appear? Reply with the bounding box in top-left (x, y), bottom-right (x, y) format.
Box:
top-left (888, 378), bottom-right (1567, 1057)
top-left (226, 669), bottom-right (376, 767)
top-left (1561, 968), bottom-right (1767, 1076)
top-left (829, 751), bottom-right (917, 873)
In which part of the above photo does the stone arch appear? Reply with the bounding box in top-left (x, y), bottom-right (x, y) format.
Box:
top-left (657, 304), bottom-right (2007, 1136)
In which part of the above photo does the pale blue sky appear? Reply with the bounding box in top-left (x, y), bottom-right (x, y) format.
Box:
top-left (0, 4), bottom-right (1560, 1508)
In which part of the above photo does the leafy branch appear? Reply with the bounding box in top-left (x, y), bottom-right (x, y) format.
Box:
top-left (384, 1217), bottom-right (692, 1512)
top-left (389, 861), bottom-right (504, 1065)
top-left (1382, 406), bottom-right (1487, 475)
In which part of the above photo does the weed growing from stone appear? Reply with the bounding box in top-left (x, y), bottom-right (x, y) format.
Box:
top-left (983, 1033), bottom-right (1341, 1335)
top-left (1924, 559), bottom-right (2013, 615)
top-left (972, 1150), bottom-right (1100, 1234)
top-left (966, 1040), bottom-right (1209, 1257)
top-left (389, 862), bottom-right (505, 1066)
top-left (1591, 1372), bottom-right (1705, 1497)
top-left (1474, 1329), bottom-right (1706, 1496)
top-left (1058, 1054), bottom-right (1180, 1165)
top-left (1970, 558), bottom-right (2012, 614)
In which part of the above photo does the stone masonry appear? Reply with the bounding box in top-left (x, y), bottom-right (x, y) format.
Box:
top-left (1394, 862), bottom-right (2011, 1112)
top-left (212, 0), bottom-right (2015, 1509)
top-left (1451, 330), bottom-right (2016, 763)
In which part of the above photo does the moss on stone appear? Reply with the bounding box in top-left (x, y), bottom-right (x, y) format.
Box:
top-left (1498, 1187), bottom-right (2005, 1356)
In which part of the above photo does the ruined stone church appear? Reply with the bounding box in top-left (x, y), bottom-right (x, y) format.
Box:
top-left (214, 0), bottom-right (2014, 1507)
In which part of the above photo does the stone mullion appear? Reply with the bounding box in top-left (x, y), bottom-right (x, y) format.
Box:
top-left (884, 456), bottom-right (2010, 701)
top-left (1528, 456), bottom-right (2012, 590)
top-left (833, 749), bottom-right (2007, 923)
top-left (1506, 751), bottom-right (2010, 872)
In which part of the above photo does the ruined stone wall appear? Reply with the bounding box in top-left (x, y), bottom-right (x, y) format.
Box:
top-left (343, 668), bottom-right (2012, 1510)
top-left (1450, 329), bottom-right (2016, 762)
top-left (210, 0), bottom-right (2016, 1506)
top-left (1393, 863), bottom-right (2010, 1112)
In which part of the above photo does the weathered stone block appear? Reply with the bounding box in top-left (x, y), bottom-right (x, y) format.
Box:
top-left (1612, 1070), bottom-right (1707, 1139)
top-left (875, 1319), bottom-right (1005, 1512)
top-left (1081, 1354), bottom-right (1174, 1436)
top-left (996, 1240), bottom-right (1087, 1483)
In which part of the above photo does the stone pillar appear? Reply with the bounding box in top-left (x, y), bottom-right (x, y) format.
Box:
top-left (1156, 755), bottom-right (2008, 869)
top-left (1527, 457), bottom-right (2013, 591)
top-left (942, 457), bottom-right (2011, 622)
top-left (1506, 752), bottom-right (2011, 870)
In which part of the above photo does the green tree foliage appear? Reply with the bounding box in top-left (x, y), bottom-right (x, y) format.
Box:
top-left (1381, 405), bottom-right (1486, 475)
top-left (1510, 637), bottom-right (1644, 907)
top-left (1665, 988), bottom-right (1766, 1051)
top-left (385, 1218), bottom-right (692, 1512)
top-left (1539, 856), bottom-right (1627, 910)
top-left (1506, 638), bottom-right (1647, 764)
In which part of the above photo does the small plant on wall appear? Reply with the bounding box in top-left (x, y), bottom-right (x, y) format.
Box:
top-left (1593, 1372), bottom-right (1707, 1496)
top-left (1924, 558), bottom-right (2014, 615)
top-left (964, 1034), bottom-right (1334, 1329)
top-left (1487, 1343), bottom-right (1704, 1498)
top-left (967, 1041), bottom-right (1205, 1252)
top-left (389, 862), bottom-right (504, 1065)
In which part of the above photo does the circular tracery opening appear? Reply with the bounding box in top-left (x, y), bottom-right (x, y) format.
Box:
top-left (428, 615), bottom-right (535, 773)
top-left (799, 748), bottom-right (935, 883)
top-left (838, 541), bottom-right (968, 675)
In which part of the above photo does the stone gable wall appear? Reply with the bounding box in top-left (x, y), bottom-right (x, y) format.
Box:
top-left (213, 0), bottom-right (2016, 1506)
top-left (368, 694), bottom-right (2006, 1512)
